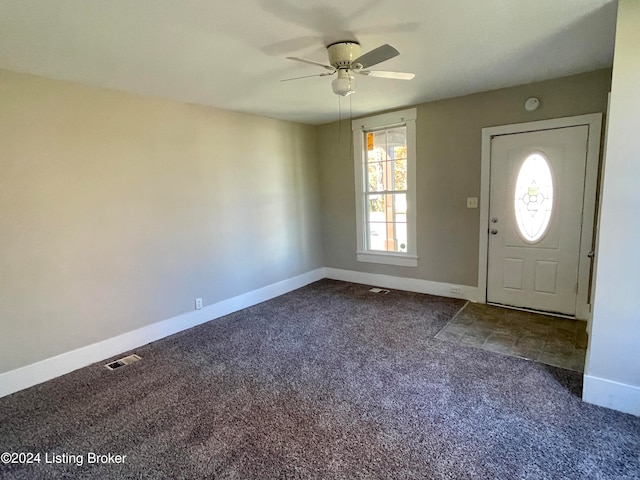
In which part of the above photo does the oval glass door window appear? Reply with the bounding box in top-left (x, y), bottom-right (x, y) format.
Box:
top-left (514, 153), bottom-right (554, 242)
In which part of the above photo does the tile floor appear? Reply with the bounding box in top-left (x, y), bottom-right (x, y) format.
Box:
top-left (435, 302), bottom-right (588, 372)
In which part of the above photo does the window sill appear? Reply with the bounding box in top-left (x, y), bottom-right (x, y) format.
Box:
top-left (356, 251), bottom-right (418, 267)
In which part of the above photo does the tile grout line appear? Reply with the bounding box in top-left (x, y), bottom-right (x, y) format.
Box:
top-left (437, 301), bottom-right (587, 372)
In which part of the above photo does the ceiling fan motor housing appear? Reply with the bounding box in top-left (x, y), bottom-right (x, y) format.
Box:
top-left (327, 41), bottom-right (362, 69)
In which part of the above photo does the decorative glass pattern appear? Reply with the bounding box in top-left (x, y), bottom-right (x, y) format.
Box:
top-left (514, 153), bottom-right (554, 242)
top-left (364, 126), bottom-right (408, 252)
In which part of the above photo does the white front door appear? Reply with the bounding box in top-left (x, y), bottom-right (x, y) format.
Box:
top-left (487, 126), bottom-right (589, 315)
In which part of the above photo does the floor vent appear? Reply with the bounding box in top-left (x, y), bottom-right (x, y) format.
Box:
top-left (369, 287), bottom-right (390, 294)
top-left (105, 354), bottom-right (141, 370)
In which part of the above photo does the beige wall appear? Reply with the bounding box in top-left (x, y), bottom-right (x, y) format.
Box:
top-left (318, 69), bottom-right (611, 286)
top-left (0, 66), bottom-right (616, 378)
top-left (0, 70), bottom-right (323, 373)
top-left (586, 0), bottom-right (640, 410)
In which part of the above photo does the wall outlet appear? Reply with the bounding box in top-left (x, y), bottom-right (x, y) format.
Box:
top-left (449, 286), bottom-right (462, 295)
top-left (195, 298), bottom-right (203, 310)
top-left (466, 197), bottom-right (479, 209)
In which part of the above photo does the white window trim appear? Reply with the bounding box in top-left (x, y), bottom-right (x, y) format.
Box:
top-left (352, 108), bottom-right (418, 267)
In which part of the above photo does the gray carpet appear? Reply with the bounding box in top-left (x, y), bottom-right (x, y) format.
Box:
top-left (1, 279), bottom-right (639, 479)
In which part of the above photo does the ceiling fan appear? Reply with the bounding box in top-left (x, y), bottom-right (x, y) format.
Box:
top-left (282, 41), bottom-right (415, 96)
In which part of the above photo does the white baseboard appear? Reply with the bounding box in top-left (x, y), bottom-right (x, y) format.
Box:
top-left (0, 268), bottom-right (325, 399)
top-left (6, 266), bottom-right (636, 419)
top-left (583, 374), bottom-right (640, 416)
top-left (325, 268), bottom-right (479, 302)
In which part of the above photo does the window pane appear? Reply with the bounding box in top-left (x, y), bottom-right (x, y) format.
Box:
top-left (514, 153), bottom-right (554, 242)
top-left (366, 193), bottom-right (408, 252)
top-left (367, 162), bottom-right (383, 192)
top-left (367, 146), bottom-right (385, 163)
top-left (367, 132), bottom-right (387, 163)
top-left (393, 193), bottom-right (407, 221)
top-left (387, 127), bottom-right (406, 150)
top-left (394, 159), bottom-right (407, 190)
top-left (393, 145), bottom-right (407, 160)
top-left (367, 193), bottom-right (406, 218)
top-left (366, 127), bottom-right (407, 162)
top-left (367, 161), bottom-right (406, 192)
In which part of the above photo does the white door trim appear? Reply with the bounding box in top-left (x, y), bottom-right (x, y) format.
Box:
top-left (478, 113), bottom-right (602, 320)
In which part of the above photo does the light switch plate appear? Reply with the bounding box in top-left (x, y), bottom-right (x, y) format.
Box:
top-left (467, 197), bottom-right (479, 209)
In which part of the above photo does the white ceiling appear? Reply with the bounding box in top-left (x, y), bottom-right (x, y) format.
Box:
top-left (0, 0), bottom-right (617, 125)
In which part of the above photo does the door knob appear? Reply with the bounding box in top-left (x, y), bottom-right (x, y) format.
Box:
top-left (491, 229), bottom-right (498, 235)
top-left (491, 217), bottom-right (498, 223)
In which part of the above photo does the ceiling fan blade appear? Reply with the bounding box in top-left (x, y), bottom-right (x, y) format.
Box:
top-left (352, 44), bottom-right (399, 69)
top-left (281, 72), bottom-right (335, 82)
top-left (286, 56), bottom-right (335, 71)
top-left (358, 70), bottom-right (415, 80)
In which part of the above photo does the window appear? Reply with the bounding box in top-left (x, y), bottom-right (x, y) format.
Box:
top-left (352, 108), bottom-right (417, 267)
top-left (514, 153), bottom-right (554, 243)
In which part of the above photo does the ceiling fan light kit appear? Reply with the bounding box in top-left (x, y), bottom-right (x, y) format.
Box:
top-left (332, 69), bottom-right (356, 96)
top-left (283, 40), bottom-right (415, 96)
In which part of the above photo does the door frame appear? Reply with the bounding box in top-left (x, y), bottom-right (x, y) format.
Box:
top-left (477, 113), bottom-right (602, 320)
